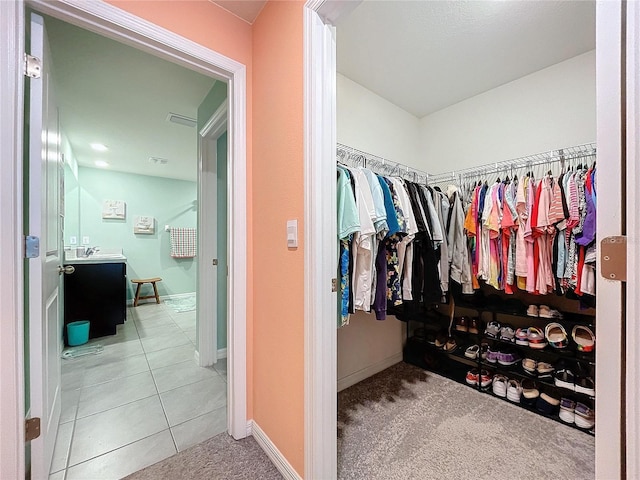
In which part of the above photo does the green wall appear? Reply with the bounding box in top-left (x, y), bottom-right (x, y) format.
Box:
top-left (197, 81), bottom-right (227, 130)
top-left (78, 167), bottom-right (197, 300)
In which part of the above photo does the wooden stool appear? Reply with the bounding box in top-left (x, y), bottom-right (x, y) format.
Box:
top-left (132, 277), bottom-right (162, 307)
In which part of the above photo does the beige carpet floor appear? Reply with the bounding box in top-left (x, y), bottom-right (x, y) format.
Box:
top-left (338, 362), bottom-right (594, 480)
top-left (125, 433), bottom-right (282, 480)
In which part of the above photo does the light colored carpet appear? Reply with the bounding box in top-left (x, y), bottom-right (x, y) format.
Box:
top-left (338, 362), bottom-right (594, 480)
top-left (126, 362), bottom-right (594, 480)
top-left (124, 433), bottom-right (283, 480)
top-left (163, 294), bottom-right (196, 313)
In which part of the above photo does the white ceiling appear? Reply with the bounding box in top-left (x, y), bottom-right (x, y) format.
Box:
top-left (337, 0), bottom-right (596, 118)
top-left (211, 0), bottom-right (267, 24)
top-left (46, 17), bottom-right (217, 182)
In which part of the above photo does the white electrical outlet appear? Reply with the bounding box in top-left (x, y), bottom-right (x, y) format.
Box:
top-left (69, 236), bottom-right (77, 245)
top-left (82, 236), bottom-right (90, 245)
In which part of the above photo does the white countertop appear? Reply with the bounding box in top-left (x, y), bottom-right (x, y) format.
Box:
top-left (64, 248), bottom-right (126, 265)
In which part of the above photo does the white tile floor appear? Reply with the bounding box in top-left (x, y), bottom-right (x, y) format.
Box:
top-left (51, 302), bottom-right (227, 479)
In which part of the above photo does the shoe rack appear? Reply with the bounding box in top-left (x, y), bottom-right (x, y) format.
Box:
top-left (402, 292), bottom-right (595, 436)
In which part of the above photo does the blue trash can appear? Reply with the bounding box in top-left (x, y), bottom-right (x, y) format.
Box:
top-left (67, 320), bottom-right (90, 346)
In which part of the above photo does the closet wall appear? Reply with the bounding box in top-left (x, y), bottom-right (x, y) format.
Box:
top-left (420, 50), bottom-right (596, 172)
top-left (337, 74), bottom-right (421, 167)
top-left (336, 73), bottom-right (419, 390)
top-left (337, 50), bottom-right (596, 391)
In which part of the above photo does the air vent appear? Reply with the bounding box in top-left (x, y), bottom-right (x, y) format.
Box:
top-left (149, 157), bottom-right (169, 165)
top-left (166, 112), bottom-right (197, 128)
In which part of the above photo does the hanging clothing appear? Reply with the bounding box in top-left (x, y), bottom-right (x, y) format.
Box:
top-left (336, 167), bottom-right (359, 326)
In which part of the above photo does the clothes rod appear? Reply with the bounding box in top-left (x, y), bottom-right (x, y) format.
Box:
top-left (336, 143), bottom-right (430, 183)
top-left (426, 142), bottom-right (596, 185)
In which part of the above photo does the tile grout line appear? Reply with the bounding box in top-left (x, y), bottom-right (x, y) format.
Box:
top-left (63, 309), bottom-right (141, 476)
top-left (66, 313), bottom-right (171, 472)
top-left (139, 315), bottom-right (179, 454)
top-left (65, 428), bottom-right (175, 473)
top-left (61, 305), bottom-right (196, 476)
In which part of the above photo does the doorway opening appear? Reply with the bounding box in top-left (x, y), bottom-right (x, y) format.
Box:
top-left (40, 14), bottom-right (228, 478)
top-left (16, 2), bottom-right (248, 478)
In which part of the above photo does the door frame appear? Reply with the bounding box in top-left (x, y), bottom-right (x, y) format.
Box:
top-left (1, 1), bottom-right (248, 477)
top-left (197, 101), bottom-right (228, 367)
top-left (0, 2), bottom-right (26, 478)
top-left (625, 1), bottom-right (640, 476)
top-left (304, 1), bottom-right (630, 479)
top-left (303, 1), bottom-right (357, 478)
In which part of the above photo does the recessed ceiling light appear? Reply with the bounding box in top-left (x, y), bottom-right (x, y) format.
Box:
top-left (149, 157), bottom-right (169, 165)
top-left (90, 143), bottom-right (108, 152)
top-left (95, 160), bottom-right (109, 168)
top-left (166, 112), bottom-right (197, 128)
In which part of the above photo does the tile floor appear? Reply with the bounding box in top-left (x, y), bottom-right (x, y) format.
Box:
top-left (51, 302), bottom-right (227, 479)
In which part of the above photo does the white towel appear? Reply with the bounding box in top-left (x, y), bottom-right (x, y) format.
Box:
top-left (170, 227), bottom-right (197, 258)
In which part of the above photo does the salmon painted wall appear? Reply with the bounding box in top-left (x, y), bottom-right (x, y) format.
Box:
top-left (252, 0), bottom-right (305, 475)
top-left (104, 0), bottom-right (255, 415)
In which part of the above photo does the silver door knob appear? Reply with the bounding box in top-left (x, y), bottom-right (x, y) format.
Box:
top-left (58, 265), bottom-right (75, 275)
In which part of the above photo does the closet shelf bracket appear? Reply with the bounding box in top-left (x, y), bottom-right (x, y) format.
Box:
top-left (600, 236), bottom-right (627, 281)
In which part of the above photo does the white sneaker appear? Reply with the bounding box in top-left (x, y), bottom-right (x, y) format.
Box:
top-left (559, 397), bottom-right (576, 424)
top-left (526, 305), bottom-right (539, 317)
top-left (492, 375), bottom-right (508, 397)
top-left (506, 379), bottom-right (523, 403)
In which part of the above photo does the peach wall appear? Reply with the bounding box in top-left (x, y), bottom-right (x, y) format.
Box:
top-left (105, 0), bottom-right (255, 416)
top-left (252, 0), bottom-right (305, 476)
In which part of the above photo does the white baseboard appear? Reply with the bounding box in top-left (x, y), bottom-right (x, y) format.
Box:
top-left (250, 421), bottom-right (302, 480)
top-left (194, 349), bottom-right (200, 365)
top-left (246, 419), bottom-right (253, 437)
top-left (337, 352), bottom-right (403, 392)
top-left (217, 347), bottom-right (227, 359)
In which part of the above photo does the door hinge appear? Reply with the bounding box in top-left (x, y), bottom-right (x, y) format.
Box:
top-left (331, 278), bottom-right (337, 292)
top-left (25, 417), bottom-right (41, 441)
top-left (24, 235), bottom-right (40, 259)
top-left (24, 54), bottom-right (42, 79)
top-left (600, 236), bottom-right (626, 281)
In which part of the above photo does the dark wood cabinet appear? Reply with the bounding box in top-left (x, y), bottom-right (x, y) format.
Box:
top-left (64, 262), bottom-right (126, 344)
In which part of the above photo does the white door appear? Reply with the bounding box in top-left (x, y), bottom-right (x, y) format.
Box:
top-left (27, 12), bottom-right (64, 479)
top-left (197, 102), bottom-right (227, 366)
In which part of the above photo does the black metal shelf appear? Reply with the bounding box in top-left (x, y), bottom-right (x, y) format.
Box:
top-left (482, 335), bottom-right (596, 366)
top-left (486, 389), bottom-right (595, 437)
top-left (480, 360), bottom-right (596, 401)
top-left (403, 294), bottom-right (596, 437)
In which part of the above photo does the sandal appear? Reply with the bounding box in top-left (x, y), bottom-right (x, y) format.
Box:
top-left (545, 322), bottom-right (568, 349)
top-left (443, 337), bottom-right (458, 353)
top-left (537, 361), bottom-right (555, 378)
top-left (572, 325), bottom-right (595, 352)
top-left (527, 327), bottom-right (547, 349)
top-left (522, 358), bottom-right (537, 375)
top-left (464, 344), bottom-right (479, 359)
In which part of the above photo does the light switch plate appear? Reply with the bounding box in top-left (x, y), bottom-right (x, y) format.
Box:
top-left (82, 236), bottom-right (90, 245)
top-left (287, 220), bottom-right (298, 248)
top-left (69, 236), bottom-right (77, 245)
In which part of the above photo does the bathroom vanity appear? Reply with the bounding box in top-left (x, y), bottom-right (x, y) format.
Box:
top-left (63, 251), bottom-right (127, 344)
